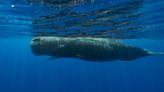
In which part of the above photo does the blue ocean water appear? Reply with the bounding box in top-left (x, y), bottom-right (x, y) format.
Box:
top-left (0, 0), bottom-right (164, 92)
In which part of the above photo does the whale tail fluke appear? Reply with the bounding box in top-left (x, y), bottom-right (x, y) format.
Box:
top-left (148, 51), bottom-right (164, 55)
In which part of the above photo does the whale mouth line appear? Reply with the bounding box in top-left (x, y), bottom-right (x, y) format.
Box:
top-left (32, 37), bottom-right (41, 42)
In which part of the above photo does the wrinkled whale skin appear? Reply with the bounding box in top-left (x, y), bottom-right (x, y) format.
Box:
top-left (31, 37), bottom-right (153, 61)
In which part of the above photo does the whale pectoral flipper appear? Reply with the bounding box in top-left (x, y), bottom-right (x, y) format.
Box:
top-left (42, 56), bottom-right (59, 63)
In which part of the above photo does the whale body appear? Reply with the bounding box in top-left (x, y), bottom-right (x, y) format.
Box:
top-left (31, 37), bottom-right (163, 61)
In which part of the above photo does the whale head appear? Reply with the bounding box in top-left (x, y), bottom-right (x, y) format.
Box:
top-left (31, 37), bottom-right (59, 56)
top-left (31, 37), bottom-right (44, 55)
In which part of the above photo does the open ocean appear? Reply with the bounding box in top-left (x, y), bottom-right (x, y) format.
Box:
top-left (0, 0), bottom-right (164, 92)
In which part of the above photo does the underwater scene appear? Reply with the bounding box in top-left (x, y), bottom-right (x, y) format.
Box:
top-left (0, 0), bottom-right (164, 92)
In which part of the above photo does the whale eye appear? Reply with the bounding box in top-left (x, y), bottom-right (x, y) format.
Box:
top-left (32, 38), bottom-right (41, 42)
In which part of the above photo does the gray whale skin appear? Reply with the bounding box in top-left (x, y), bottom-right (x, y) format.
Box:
top-left (31, 37), bottom-right (163, 61)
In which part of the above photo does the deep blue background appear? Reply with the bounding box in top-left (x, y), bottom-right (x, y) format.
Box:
top-left (0, 0), bottom-right (164, 92)
top-left (0, 38), bottom-right (164, 92)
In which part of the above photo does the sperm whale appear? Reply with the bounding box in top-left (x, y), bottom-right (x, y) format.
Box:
top-left (31, 37), bottom-right (163, 61)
